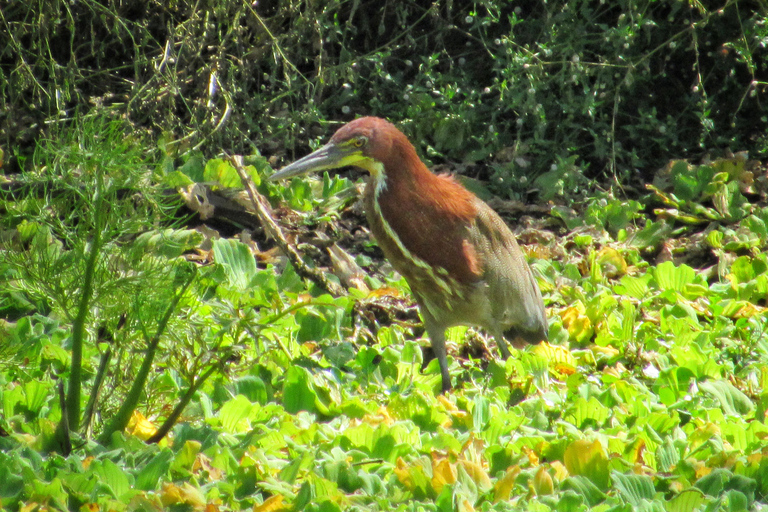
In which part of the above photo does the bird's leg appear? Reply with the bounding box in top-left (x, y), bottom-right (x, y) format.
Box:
top-left (424, 319), bottom-right (452, 393)
top-left (495, 334), bottom-right (512, 359)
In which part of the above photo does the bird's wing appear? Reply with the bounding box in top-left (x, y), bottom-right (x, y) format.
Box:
top-left (468, 199), bottom-right (548, 342)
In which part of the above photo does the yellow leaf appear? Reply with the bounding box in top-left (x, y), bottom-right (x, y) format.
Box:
top-left (437, 394), bottom-right (468, 421)
top-left (193, 452), bottom-right (224, 481)
top-left (458, 499), bottom-right (475, 512)
top-left (695, 465), bottom-right (712, 479)
top-left (431, 455), bottom-right (456, 494)
top-left (458, 460), bottom-right (492, 491)
top-left (533, 342), bottom-right (578, 375)
top-left (563, 439), bottom-right (609, 489)
top-left (533, 466), bottom-right (554, 495)
top-left (161, 482), bottom-right (207, 510)
top-left (591, 345), bottom-right (620, 359)
top-left (253, 495), bottom-right (288, 512)
top-left (493, 466), bottom-right (521, 503)
top-left (367, 286), bottom-right (401, 298)
top-left (127, 410), bottom-right (157, 441)
top-left (161, 483), bottom-right (184, 506)
top-left (628, 438), bottom-right (646, 466)
top-left (521, 445), bottom-right (539, 466)
top-left (596, 247), bottom-right (628, 278)
top-left (394, 457), bottom-right (414, 490)
top-left (460, 433), bottom-right (486, 464)
top-left (558, 305), bottom-right (593, 344)
top-left (550, 461), bottom-right (569, 482)
top-left (364, 406), bottom-right (395, 426)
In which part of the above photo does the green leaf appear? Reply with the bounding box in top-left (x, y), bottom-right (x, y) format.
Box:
top-left (212, 238), bottom-right (257, 291)
top-left (612, 470), bottom-right (656, 505)
top-left (90, 459), bottom-right (132, 499)
top-left (161, 170), bottom-right (194, 187)
top-left (699, 380), bottom-right (754, 416)
top-left (204, 158), bottom-right (242, 188)
top-left (283, 365), bottom-right (317, 414)
top-left (135, 449), bottom-right (173, 491)
top-left (653, 261), bottom-right (696, 293)
top-left (564, 397), bottom-right (610, 429)
top-left (173, 439), bottom-right (202, 475)
top-left (177, 153), bottom-right (205, 182)
top-left (560, 475), bottom-right (606, 507)
top-left (134, 229), bottom-right (203, 259)
top-left (666, 489), bottom-right (707, 512)
top-left (219, 394), bottom-right (254, 433)
top-left (23, 379), bottom-right (52, 413)
top-left (234, 376), bottom-right (269, 405)
top-left (0, 459), bottom-right (24, 502)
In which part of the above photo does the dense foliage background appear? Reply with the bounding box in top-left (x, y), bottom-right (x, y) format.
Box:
top-left (1, 0), bottom-right (768, 511)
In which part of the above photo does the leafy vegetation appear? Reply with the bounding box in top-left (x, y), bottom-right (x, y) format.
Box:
top-left (2, 115), bottom-right (768, 510)
top-left (2, 1), bottom-right (768, 511)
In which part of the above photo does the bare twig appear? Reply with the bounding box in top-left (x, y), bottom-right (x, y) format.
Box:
top-left (227, 155), bottom-right (345, 297)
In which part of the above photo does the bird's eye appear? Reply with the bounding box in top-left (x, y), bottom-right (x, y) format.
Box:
top-left (353, 137), bottom-right (366, 148)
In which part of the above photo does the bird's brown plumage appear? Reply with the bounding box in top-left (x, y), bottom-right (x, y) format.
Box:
top-left (271, 116), bottom-right (548, 392)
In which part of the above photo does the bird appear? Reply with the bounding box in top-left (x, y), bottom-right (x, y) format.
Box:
top-left (269, 117), bottom-right (548, 392)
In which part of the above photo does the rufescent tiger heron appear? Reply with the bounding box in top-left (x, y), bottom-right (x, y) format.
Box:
top-left (270, 117), bottom-right (548, 392)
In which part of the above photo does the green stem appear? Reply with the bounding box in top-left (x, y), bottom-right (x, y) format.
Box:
top-left (146, 361), bottom-right (219, 444)
top-left (97, 269), bottom-right (195, 446)
top-left (66, 177), bottom-right (103, 433)
top-left (81, 346), bottom-right (112, 439)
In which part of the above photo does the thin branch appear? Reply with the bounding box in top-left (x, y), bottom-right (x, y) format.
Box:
top-left (227, 155), bottom-right (345, 297)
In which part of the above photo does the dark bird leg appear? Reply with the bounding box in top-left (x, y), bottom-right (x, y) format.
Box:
top-left (423, 316), bottom-right (452, 393)
top-left (494, 333), bottom-right (513, 359)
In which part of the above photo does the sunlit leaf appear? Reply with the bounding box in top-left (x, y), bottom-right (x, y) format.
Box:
top-left (89, 459), bottom-right (132, 499)
top-left (126, 410), bottom-right (157, 441)
top-left (612, 470), bottom-right (655, 505)
top-left (563, 439), bottom-right (610, 490)
top-left (430, 453), bottom-right (456, 494)
top-left (160, 482), bottom-right (206, 508)
top-left (219, 395), bottom-right (254, 433)
top-left (203, 158), bottom-right (242, 188)
top-left (533, 342), bottom-right (578, 374)
top-left (492, 466), bottom-right (521, 503)
top-left (666, 488), bottom-right (707, 512)
top-left (254, 495), bottom-right (289, 512)
top-left (212, 238), bottom-right (258, 291)
top-left (283, 366), bottom-right (317, 414)
top-left (698, 380), bottom-right (754, 416)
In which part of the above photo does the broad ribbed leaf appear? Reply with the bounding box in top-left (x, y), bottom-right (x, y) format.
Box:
top-left (90, 459), bottom-right (131, 498)
top-left (135, 449), bottom-right (173, 491)
top-left (612, 470), bottom-right (655, 505)
top-left (212, 238), bottom-right (257, 291)
top-left (283, 366), bottom-right (316, 414)
top-left (219, 394), bottom-right (254, 433)
top-left (699, 380), bottom-right (754, 416)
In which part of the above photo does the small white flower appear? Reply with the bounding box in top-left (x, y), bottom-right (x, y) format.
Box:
top-left (643, 364), bottom-right (660, 379)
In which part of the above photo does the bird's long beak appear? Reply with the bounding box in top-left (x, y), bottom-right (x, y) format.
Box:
top-left (269, 142), bottom-right (357, 181)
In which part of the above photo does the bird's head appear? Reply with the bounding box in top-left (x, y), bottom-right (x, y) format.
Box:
top-left (269, 117), bottom-right (416, 182)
